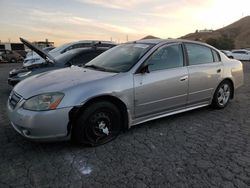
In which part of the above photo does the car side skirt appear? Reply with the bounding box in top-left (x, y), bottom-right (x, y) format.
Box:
top-left (130, 103), bottom-right (210, 127)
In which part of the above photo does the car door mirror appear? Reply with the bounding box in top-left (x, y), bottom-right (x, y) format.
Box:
top-left (65, 62), bottom-right (72, 67)
top-left (140, 64), bottom-right (150, 74)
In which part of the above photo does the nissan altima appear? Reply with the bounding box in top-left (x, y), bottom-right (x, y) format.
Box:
top-left (7, 39), bottom-right (244, 146)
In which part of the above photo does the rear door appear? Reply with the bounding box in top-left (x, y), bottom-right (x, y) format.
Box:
top-left (133, 43), bottom-right (188, 117)
top-left (185, 43), bottom-right (222, 106)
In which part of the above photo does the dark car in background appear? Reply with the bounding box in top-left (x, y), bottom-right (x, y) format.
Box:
top-left (8, 38), bottom-right (113, 86)
top-left (0, 49), bottom-right (24, 63)
top-left (23, 39), bottom-right (115, 67)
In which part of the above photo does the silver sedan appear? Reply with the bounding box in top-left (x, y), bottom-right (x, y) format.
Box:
top-left (7, 39), bottom-right (244, 146)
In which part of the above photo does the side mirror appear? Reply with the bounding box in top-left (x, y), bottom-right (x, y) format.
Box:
top-left (65, 62), bottom-right (72, 67)
top-left (140, 64), bottom-right (150, 74)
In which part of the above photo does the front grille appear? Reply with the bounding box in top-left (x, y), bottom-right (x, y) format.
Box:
top-left (9, 92), bottom-right (21, 109)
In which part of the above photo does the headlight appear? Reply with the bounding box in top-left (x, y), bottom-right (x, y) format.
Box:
top-left (17, 71), bottom-right (31, 77)
top-left (23, 92), bottom-right (64, 111)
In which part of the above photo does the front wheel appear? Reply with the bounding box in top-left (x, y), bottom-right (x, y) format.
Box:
top-left (212, 81), bottom-right (232, 109)
top-left (72, 101), bottom-right (122, 146)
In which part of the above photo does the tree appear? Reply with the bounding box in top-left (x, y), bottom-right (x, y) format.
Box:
top-left (206, 38), bottom-right (218, 47)
top-left (206, 35), bottom-right (235, 50)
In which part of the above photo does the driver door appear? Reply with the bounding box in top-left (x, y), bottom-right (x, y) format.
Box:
top-left (133, 43), bottom-right (188, 118)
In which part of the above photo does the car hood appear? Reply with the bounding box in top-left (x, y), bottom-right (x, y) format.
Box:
top-left (20, 38), bottom-right (55, 64)
top-left (14, 66), bottom-right (117, 99)
top-left (10, 63), bottom-right (49, 76)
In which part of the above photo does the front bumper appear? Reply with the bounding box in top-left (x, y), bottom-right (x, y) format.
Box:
top-left (7, 95), bottom-right (72, 141)
top-left (8, 77), bottom-right (21, 86)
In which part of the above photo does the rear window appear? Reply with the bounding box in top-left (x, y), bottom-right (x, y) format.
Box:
top-left (212, 50), bottom-right (221, 62)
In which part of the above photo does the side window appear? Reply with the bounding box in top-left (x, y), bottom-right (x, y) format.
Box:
top-left (64, 43), bottom-right (93, 53)
top-left (234, 51), bottom-right (245, 54)
top-left (185, 43), bottom-right (214, 65)
top-left (145, 44), bottom-right (183, 72)
top-left (67, 50), bottom-right (104, 66)
top-left (212, 50), bottom-right (221, 62)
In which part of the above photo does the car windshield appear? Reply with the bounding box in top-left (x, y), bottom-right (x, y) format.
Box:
top-left (85, 43), bottom-right (152, 72)
top-left (49, 43), bottom-right (71, 54)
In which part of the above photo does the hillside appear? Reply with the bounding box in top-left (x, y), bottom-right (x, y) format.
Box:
top-left (181, 16), bottom-right (250, 49)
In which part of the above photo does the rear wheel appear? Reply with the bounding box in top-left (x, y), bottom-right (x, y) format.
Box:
top-left (72, 101), bottom-right (122, 146)
top-left (212, 80), bottom-right (232, 109)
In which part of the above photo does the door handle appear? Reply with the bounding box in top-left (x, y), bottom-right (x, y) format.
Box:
top-left (180, 76), bottom-right (188, 82)
top-left (217, 69), bottom-right (221, 73)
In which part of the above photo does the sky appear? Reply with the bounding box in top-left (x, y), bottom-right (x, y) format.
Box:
top-left (0, 0), bottom-right (250, 46)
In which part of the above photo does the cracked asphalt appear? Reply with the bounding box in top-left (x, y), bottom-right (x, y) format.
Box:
top-left (0, 62), bottom-right (250, 188)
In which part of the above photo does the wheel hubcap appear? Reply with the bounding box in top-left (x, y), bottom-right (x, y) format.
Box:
top-left (97, 120), bottom-right (109, 135)
top-left (85, 111), bottom-right (116, 144)
top-left (217, 84), bottom-right (230, 106)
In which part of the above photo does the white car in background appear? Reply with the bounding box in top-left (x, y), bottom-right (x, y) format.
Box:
top-left (23, 40), bottom-right (116, 67)
top-left (220, 50), bottom-right (233, 59)
top-left (23, 47), bottom-right (54, 67)
top-left (231, 49), bottom-right (250, 61)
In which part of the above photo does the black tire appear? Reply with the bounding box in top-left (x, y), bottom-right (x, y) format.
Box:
top-left (212, 80), bottom-right (232, 109)
top-left (72, 101), bottom-right (122, 146)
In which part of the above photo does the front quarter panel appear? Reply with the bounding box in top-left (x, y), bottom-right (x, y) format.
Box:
top-left (59, 73), bottom-right (134, 115)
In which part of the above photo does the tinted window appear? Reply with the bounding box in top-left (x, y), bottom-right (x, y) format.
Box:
top-left (64, 43), bottom-right (91, 52)
top-left (145, 44), bottom-right (183, 72)
top-left (212, 50), bottom-right (220, 62)
top-left (68, 50), bottom-right (104, 66)
top-left (95, 43), bottom-right (115, 48)
top-left (186, 43), bottom-right (213, 65)
top-left (233, 51), bottom-right (246, 54)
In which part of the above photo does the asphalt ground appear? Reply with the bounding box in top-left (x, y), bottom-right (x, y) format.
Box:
top-left (0, 62), bottom-right (250, 188)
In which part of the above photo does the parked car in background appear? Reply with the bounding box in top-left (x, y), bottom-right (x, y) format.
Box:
top-left (0, 52), bottom-right (8, 63)
top-left (231, 49), bottom-right (250, 61)
top-left (7, 39), bottom-right (243, 146)
top-left (22, 39), bottom-right (116, 67)
top-left (0, 49), bottom-right (23, 63)
top-left (26, 46), bottom-right (54, 58)
top-left (220, 50), bottom-right (233, 58)
top-left (23, 46), bottom-right (55, 67)
top-left (8, 38), bottom-right (112, 86)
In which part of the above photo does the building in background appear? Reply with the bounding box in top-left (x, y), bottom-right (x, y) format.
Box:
top-left (0, 42), bottom-right (26, 57)
top-left (32, 39), bottom-right (54, 49)
top-left (0, 42), bottom-right (25, 51)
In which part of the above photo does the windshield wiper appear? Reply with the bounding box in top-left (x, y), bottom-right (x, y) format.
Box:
top-left (84, 64), bottom-right (119, 73)
top-left (84, 65), bottom-right (106, 71)
top-left (84, 64), bottom-right (107, 71)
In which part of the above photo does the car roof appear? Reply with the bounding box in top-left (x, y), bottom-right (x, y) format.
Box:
top-left (232, 49), bottom-right (250, 52)
top-left (54, 47), bottom-right (110, 63)
top-left (135, 39), bottom-right (212, 46)
top-left (50, 41), bottom-right (115, 54)
top-left (130, 39), bottom-right (221, 52)
top-left (76, 40), bottom-right (115, 44)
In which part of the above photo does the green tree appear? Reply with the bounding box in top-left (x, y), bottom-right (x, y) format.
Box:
top-left (206, 35), bottom-right (235, 50)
